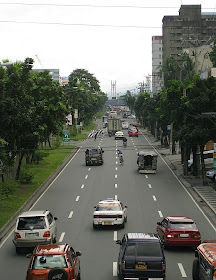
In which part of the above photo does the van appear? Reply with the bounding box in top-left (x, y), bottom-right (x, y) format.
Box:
top-left (193, 240), bottom-right (216, 280)
top-left (116, 233), bottom-right (166, 280)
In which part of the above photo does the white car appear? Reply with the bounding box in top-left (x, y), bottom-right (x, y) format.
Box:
top-left (122, 121), bottom-right (129, 129)
top-left (13, 210), bottom-right (57, 254)
top-left (93, 198), bottom-right (127, 229)
top-left (115, 131), bottom-right (124, 139)
top-left (206, 169), bottom-right (216, 181)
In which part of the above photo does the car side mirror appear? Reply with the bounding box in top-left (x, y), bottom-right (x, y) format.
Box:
top-left (54, 217), bottom-right (57, 220)
top-left (102, 150), bottom-right (104, 153)
top-left (94, 206), bottom-right (96, 208)
top-left (76, 251), bottom-right (82, 257)
top-left (125, 206), bottom-right (128, 208)
top-left (116, 240), bottom-right (122, 245)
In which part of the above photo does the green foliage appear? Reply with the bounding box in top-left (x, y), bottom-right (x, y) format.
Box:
top-left (0, 179), bottom-right (18, 199)
top-left (209, 38), bottom-right (216, 67)
top-left (125, 91), bottom-right (136, 111)
top-left (19, 167), bottom-right (34, 184)
top-left (32, 150), bottom-right (49, 164)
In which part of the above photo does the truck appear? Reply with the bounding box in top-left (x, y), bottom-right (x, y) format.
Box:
top-left (107, 118), bottom-right (121, 136)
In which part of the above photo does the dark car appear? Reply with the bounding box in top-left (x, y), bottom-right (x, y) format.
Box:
top-left (116, 233), bottom-right (166, 280)
top-left (85, 147), bottom-right (104, 166)
top-left (157, 216), bottom-right (201, 249)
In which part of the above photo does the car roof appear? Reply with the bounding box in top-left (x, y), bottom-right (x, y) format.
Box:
top-left (198, 242), bottom-right (216, 266)
top-left (98, 198), bottom-right (120, 204)
top-left (166, 216), bottom-right (194, 222)
top-left (34, 244), bottom-right (69, 256)
top-left (127, 233), bottom-right (159, 241)
top-left (138, 151), bottom-right (157, 156)
top-left (19, 210), bottom-right (48, 217)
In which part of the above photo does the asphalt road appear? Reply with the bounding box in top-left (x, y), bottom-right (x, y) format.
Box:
top-left (0, 123), bottom-right (216, 280)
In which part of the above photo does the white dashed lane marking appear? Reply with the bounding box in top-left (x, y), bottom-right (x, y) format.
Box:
top-left (145, 175), bottom-right (148, 179)
top-left (81, 184), bottom-right (84, 189)
top-left (113, 262), bottom-right (117, 276)
top-left (116, 161), bottom-right (118, 164)
top-left (178, 263), bottom-right (187, 277)
top-left (148, 184), bottom-right (152, 188)
top-left (85, 175), bottom-right (88, 179)
top-left (153, 196), bottom-right (157, 201)
top-left (115, 184), bottom-right (118, 188)
top-left (115, 167), bottom-right (118, 171)
top-left (76, 196), bottom-right (80, 202)
top-left (68, 211), bottom-right (73, 219)
top-left (158, 211), bottom-right (163, 218)
top-left (114, 231), bottom-right (118, 241)
top-left (88, 168), bottom-right (91, 171)
top-left (58, 232), bottom-right (65, 243)
top-left (115, 174), bottom-right (118, 178)
top-left (115, 195), bottom-right (118, 200)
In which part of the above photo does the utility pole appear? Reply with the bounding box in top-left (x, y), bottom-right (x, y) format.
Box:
top-left (111, 80), bottom-right (116, 99)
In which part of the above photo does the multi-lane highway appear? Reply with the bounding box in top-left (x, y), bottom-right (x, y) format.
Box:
top-left (0, 124), bottom-right (216, 279)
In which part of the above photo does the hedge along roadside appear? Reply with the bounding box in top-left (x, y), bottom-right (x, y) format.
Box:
top-left (0, 147), bottom-right (79, 245)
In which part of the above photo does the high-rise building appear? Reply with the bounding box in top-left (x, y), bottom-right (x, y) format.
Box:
top-left (152, 36), bottom-right (163, 94)
top-left (162, 5), bottom-right (216, 74)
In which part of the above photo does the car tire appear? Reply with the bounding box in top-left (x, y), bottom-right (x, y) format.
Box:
top-left (48, 268), bottom-right (68, 280)
top-left (77, 268), bottom-right (81, 280)
top-left (16, 247), bottom-right (22, 254)
top-left (192, 259), bottom-right (200, 280)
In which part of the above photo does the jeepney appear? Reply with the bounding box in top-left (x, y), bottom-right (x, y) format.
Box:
top-left (137, 150), bottom-right (158, 174)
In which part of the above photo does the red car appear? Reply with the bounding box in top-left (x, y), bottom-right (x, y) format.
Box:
top-left (129, 128), bottom-right (138, 137)
top-left (26, 244), bottom-right (81, 280)
top-left (156, 216), bottom-right (201, 248)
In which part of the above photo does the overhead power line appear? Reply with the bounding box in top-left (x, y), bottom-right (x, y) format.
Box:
top-left (0, 3), bottom-right (215, 10)
top-left (0, 20), bottom-right (161, 29)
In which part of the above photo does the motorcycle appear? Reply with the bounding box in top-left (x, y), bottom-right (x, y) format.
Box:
top-left (123, 141), bottom-right (127, 148)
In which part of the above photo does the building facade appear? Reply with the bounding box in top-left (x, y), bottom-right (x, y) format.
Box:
top-left (162, 5), bottom-right (216, 74)
top-left (33, 68), bottom-right (60, 83)
top-left (152, 35), bottom-right (163, 94)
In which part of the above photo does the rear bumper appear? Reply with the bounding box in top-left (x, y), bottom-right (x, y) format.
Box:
top-left (122, 269), bottom-right (165, 279)
top-left (13, 238), bottom-right (52, 248)
top-left (93, 219), bottom-right (124, 226)
top-left (166, 239), bottom-right (201, 247)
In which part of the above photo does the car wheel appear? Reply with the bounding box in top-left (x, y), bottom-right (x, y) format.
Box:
top-left (16, 247), bottom-right (22, 254)
top-left (192, 259), bottom-right (200, 280)
top-left (77, 268), bottom-right (81, 280)
top-left (48, 268), bottom-right (68, 280)
top-left (93, 224), bottom-right (98, 230)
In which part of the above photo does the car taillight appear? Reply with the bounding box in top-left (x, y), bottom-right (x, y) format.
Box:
top-left (43, 231), bottom-right (50, 237)
top-left (15, 232), bottom-right (21, 239)
top-left (167, 234), bottom-right (175, 238)
top-left (162, 261), bottom-right (166, 270)
top-left (121, 260), bottom-right (125, 269)
top-left (193, 232), bottom-right (201, 239)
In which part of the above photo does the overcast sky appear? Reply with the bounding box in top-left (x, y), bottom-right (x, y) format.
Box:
top-left (0, 0), bottom-right (216, 96)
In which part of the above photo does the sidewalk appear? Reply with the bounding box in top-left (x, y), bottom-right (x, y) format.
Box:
top-left (143, 129), bottom-right (216, 217)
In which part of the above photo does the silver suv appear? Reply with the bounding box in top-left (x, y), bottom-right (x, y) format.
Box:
top-left (13, 210), bottom-right (57, 254)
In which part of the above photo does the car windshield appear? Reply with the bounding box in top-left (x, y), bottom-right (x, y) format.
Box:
top-left (32, 255), bottom-right (67, 269)
top-left (96, 203), bottom-right (121, 211)
top-left (17, 216), bottom-right (46, 230)
top-left (137, 242), bottom-right (161, 257)
top-left (168, 221), bottom-right (196, 229)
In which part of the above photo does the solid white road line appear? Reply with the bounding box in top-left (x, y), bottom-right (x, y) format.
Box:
top-left (114, 231), bottom-right (118, 241)
top-left (113, 262), bottom-right (117, 276)
top-left (178, 263), bottom-right (187, 278)
top-left (115, 195), bottom-right (118, 200)
top-left (68, 211), bottom-right (73, 219)
top-left (81, 184), bottom-right (84, 189)
top-left (148, 184), bottom-right (152, 188)
top-left (85, 175), bottom-right (88, 179)
top-left (76, 196), bottom-right (80, 201)
top-left (115, 183), bottom-right (118, 188)
top-left (153, 195), bottom-right (157, 201)
top-left (115, 174), bottom-right (118, 178)
top-left (158, 211), bottom-right (163, 218)
top-left (59, 232), bottom-right (65, 243)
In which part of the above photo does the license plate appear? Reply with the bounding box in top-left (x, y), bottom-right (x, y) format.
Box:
top-left (104, 222), bottom-right (112, 225)
top-left (135, 264), bottom-right (147, 269)
top-left (180, 234), bottom-right (189, 237)
top-left (26, 232), bottom-right (39, 237)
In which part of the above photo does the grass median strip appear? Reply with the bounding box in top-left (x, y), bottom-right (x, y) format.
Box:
top-left (0, 145), bottom-right (76, 229)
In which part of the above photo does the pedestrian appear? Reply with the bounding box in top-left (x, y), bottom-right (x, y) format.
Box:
top-left (94, 132), bottom-right (98, 141)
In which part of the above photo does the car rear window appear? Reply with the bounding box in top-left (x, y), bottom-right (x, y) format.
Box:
top-left (125, 243), bottom-right (136, 256)
top-left (32, 255), bottom-right (67, 269)
top-left (89, 149), bottom-right (100, 154)
top-left (168, 221), bottom-right (196, 229)
top-left (96, 203), bottom-right (121, 211)
top-left (137, 242), bottom-right (162, 257)
top-left (17, 216), bottom-right (46, 230)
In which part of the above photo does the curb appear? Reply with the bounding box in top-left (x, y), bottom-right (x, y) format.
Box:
top-left (0, 147), bottom-right (79, 245)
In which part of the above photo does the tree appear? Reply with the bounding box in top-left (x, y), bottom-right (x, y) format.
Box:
top-left (209, 38), bottom-right (216, 67)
